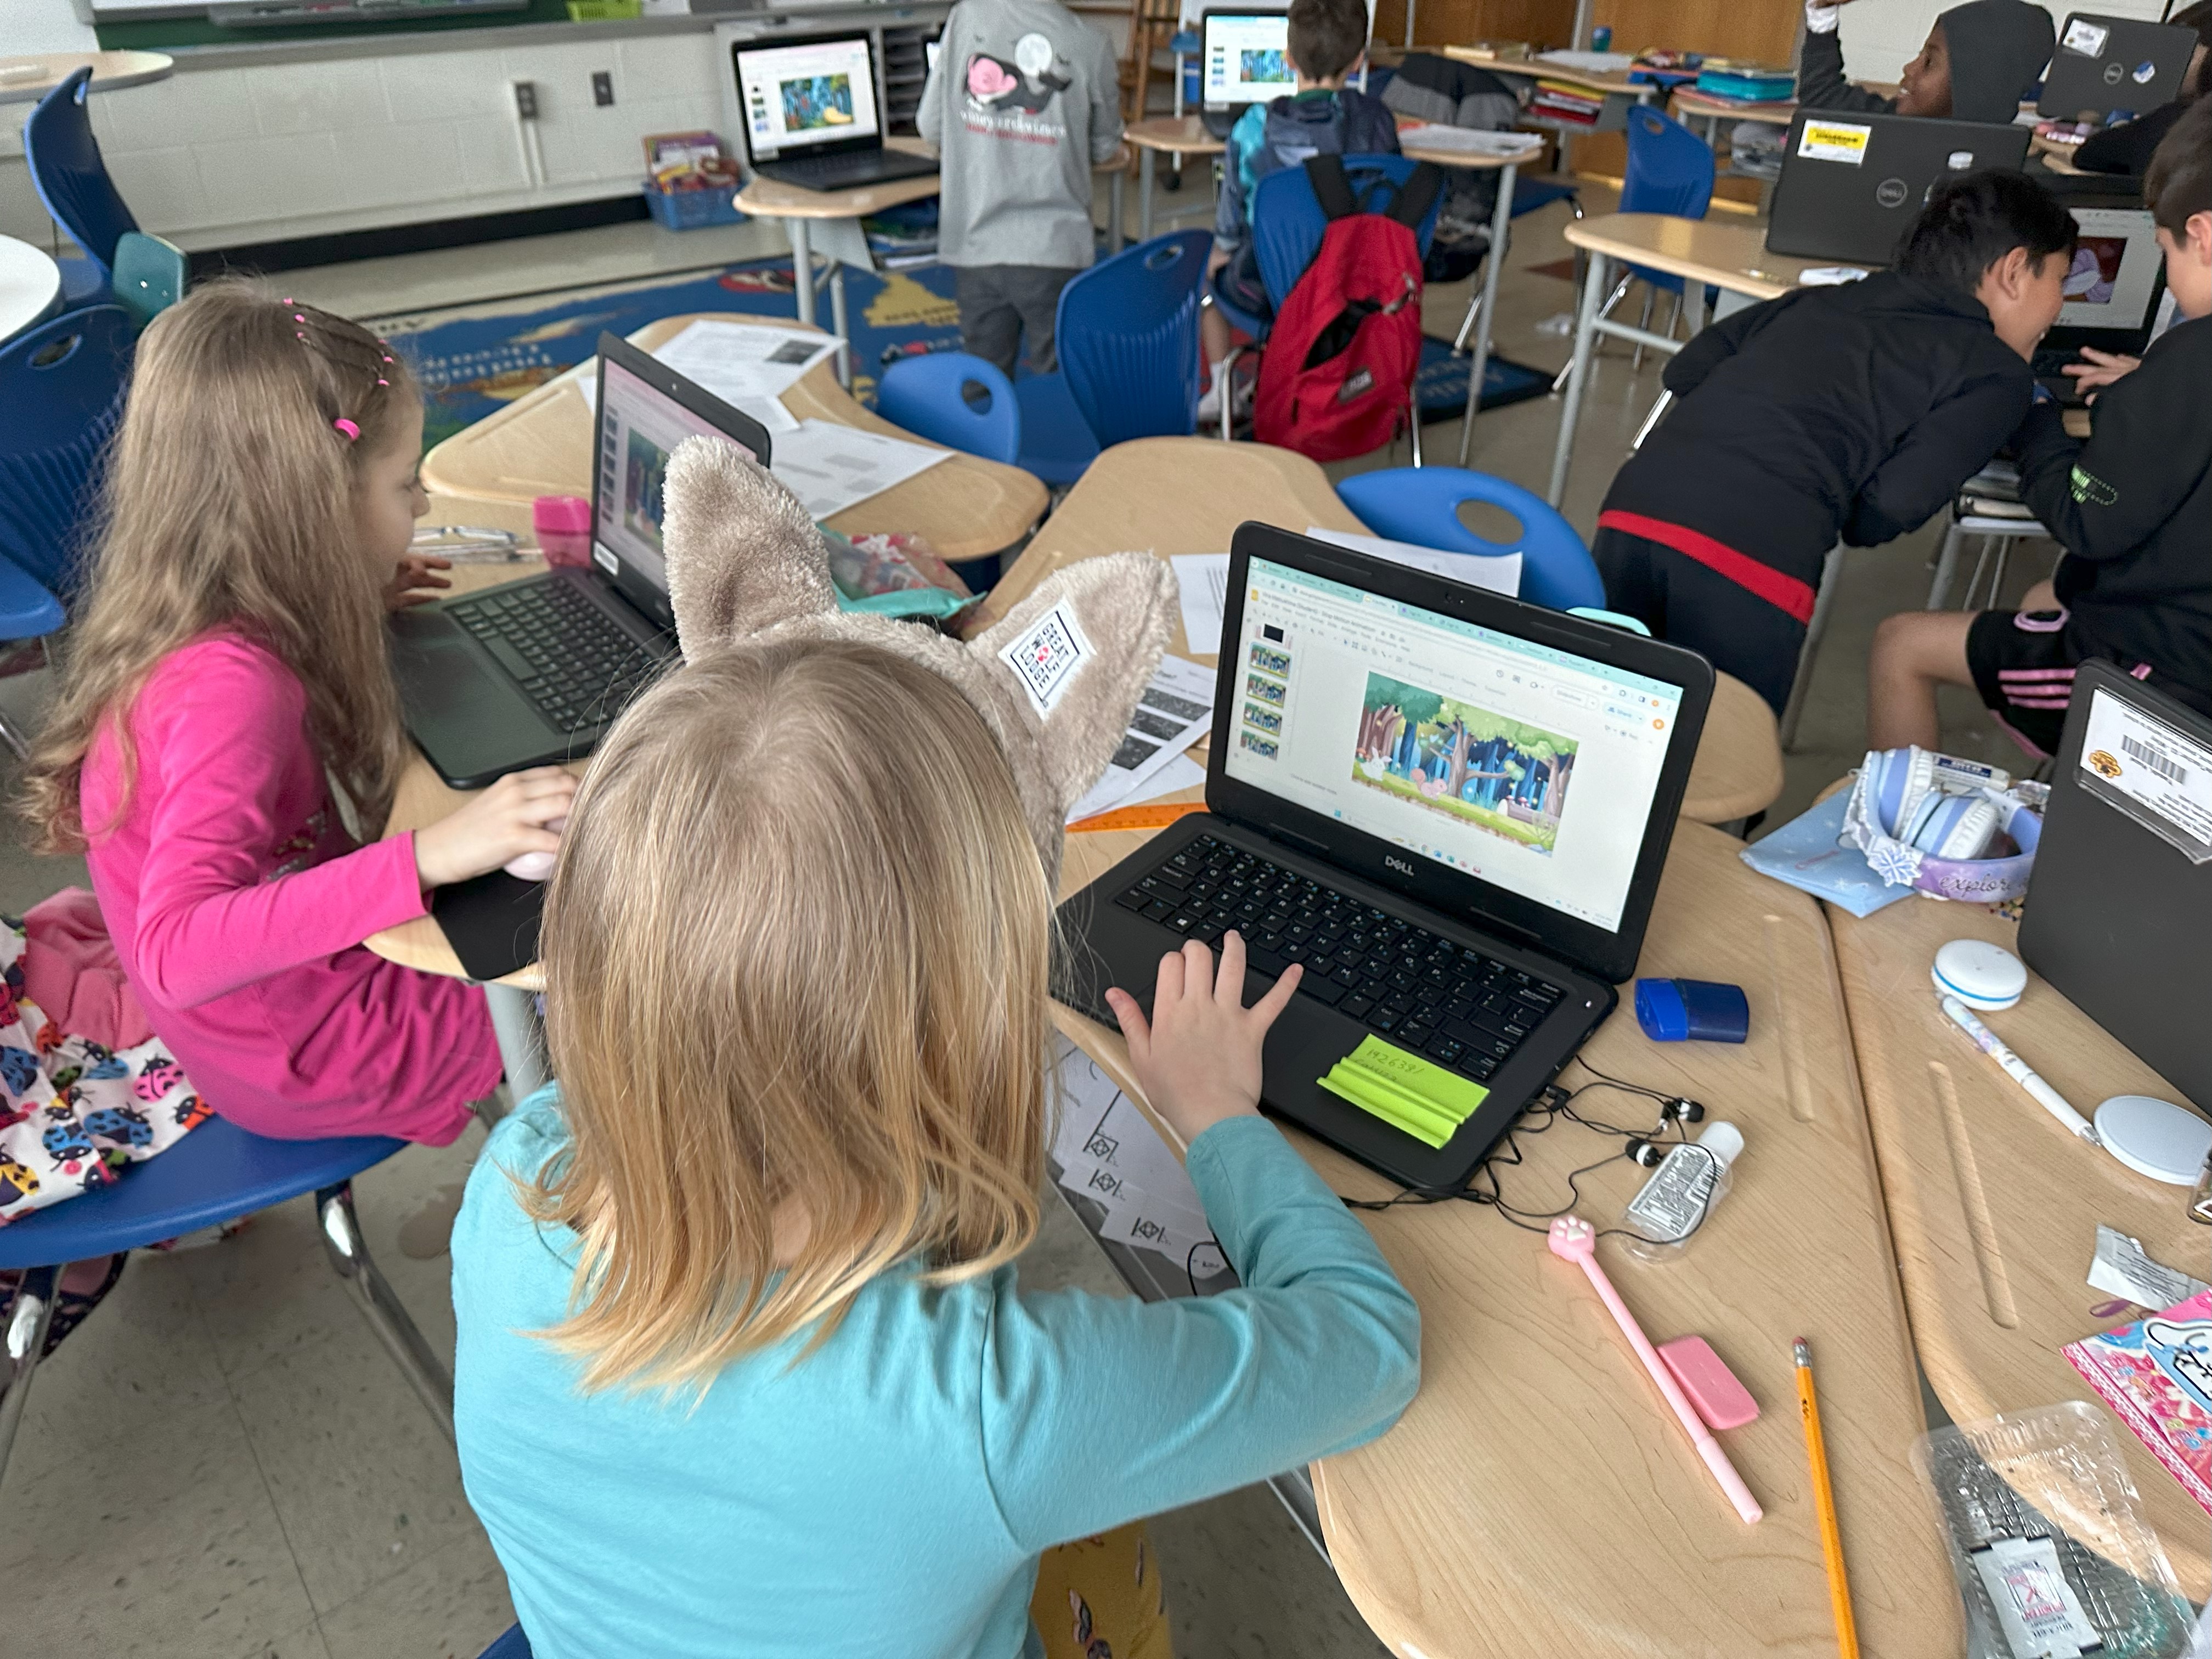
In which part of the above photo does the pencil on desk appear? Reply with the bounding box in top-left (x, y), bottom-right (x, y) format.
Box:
top-left (1794, 1338), bottom-right (1860, 1659)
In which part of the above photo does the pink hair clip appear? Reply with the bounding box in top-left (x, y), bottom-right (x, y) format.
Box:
top-left (332, 418), bottom-right (361, 442)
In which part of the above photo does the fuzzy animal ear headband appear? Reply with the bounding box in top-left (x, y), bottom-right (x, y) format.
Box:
top-left (658, 435), bottom-right (1177, 886)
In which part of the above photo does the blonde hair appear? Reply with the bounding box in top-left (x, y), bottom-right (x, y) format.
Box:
top-left (527, 639), bottom-right (1055, 1392)
top-left (22, 279), bottom-right (415, 853)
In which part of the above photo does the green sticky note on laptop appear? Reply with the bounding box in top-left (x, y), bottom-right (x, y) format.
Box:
top-left (1317, 1035), bottom-right (1488, 1148)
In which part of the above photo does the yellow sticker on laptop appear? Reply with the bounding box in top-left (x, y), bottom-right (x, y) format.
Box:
top-left (1798, 120), bottom-right (1872, 165)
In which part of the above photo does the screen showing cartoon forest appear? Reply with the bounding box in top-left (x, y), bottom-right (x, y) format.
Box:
top-left (1353, 676), bottom-right (1578, 857)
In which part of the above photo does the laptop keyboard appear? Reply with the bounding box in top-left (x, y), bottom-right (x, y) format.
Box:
top-left (1108, 833), bottom-right (1565, 1083)
top-left (445, 582), bottom-right (661, 737)
top-left (769, 153), bottom-right (896, 185)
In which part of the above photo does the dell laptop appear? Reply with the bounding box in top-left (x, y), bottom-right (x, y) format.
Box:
top-left (733, 32), bottom-right (935, 192)
top-left (2030, 204), bottom-right (2170, 402)
top-left (1200, 9), bottom-right (1293, 138)
top-left (2041, 13), bottom-right (2198, 125)
top-left (391, 332), bottom-right (768, 790)
top-left (1055, 524), bottom-right (1715, 1192)
top-left (1767, 110), bottom-right (2031, 265)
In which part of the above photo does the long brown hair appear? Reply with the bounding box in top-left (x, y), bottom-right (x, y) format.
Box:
top-left (526, 640), bottom-right (1054, 1393)
top-left (22, 279), bottom-right (414, 852)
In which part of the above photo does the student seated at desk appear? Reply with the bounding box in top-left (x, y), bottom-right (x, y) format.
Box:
top-left (2075, 0), bottom-right (2212, 179)
top-left (915, 0), bottom-right (1124, 379)
top-left (21, 284), bottom-right (577, 1146)
top-left (1592, 171), bottom-right (2074, 713)
top-left (1199, 0), bottom-right (1397, 424)
top-left (1798, 0), bottom-right (2055, 122)
top-left (1870, 101), bottom-right (2212, 754)
top-left (452, 645), bottom-right (1420, 1659)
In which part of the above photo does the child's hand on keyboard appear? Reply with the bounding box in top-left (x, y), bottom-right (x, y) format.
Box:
top-left (1105, 930), bottom-right (1300, 1148)
top-left (2063, 347), bottom-right (2140, 400)
top-left (382, 553), bottom-right (453, 612)
top-left (414, 766), bottom-right (578, 889)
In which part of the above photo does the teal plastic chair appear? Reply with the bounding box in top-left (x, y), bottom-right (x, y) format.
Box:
top-left (111, 232), bottom-right (186, 330)
top-left (1334, 466), bottom-right (1605, 612)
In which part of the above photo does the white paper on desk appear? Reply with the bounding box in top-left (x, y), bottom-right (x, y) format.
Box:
top-left (1302, 526), bottom-right (1521, 597)
top-left (1534, 48), bottom-right (1635, 72)
top-left (1171, 552), bottom-right (1229, 654)
top-left (650, 320), bottom-right (844, 435)
top-left (1395, 123), bottom-right (1544, 157)
top-left (575, 356), bottom-right (793, 436)
top-left (769, 419), bottom-right (952, 520)
top-left (1118, 751), bottom-right (1205, 811)
top-left (1065, 655), bottom-right (1215, 823)
top-left (1048, 1037), bottom-right (1214, 1252)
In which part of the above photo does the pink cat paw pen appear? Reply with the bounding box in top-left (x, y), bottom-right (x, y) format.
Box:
top-left (1547, 1216), bottom-right (1763, 1523)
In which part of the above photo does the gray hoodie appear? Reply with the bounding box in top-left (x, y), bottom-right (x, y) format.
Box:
top-left (916, 0), bottom-right (1124, 269)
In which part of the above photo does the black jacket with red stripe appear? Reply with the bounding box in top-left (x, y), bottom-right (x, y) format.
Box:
top-left (1598, 273), bottom-right (2034, 604)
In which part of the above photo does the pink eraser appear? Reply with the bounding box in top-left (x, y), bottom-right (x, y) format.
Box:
top-left (1656, 1335), bottom-right (1759, 1431)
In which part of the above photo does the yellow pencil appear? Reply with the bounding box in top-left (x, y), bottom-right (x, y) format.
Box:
top-left (1795, 1338), bottom-right (1860, 1659)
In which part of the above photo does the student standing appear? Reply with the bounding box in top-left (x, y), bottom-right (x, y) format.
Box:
top-left (22, 284), bottom-right (575, 1144)
top-left (1592, 172), bottom-right (2074, 713)
top-left (452, 642), bottom-right (1419, 1659)
top-left (917, 0), bottom-right (1123, 379)
top-left (1798, 0), bottom-right (2055, 123)
top-left (1870, 100), bottom-right (2212, 753)
top-left (1199, 0), bottom-right (1398, 424)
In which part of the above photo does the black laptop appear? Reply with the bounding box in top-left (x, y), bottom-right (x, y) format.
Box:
top-left (1199, 9), bottom-right (1292, 139)
top-left (2040, 12), bottom-right (2198, 125)
top-left (733, 32), bottom-right (935, 192)
top-left (2020, 659), bottom-right (2212, 1111)
top-left (1767, 110), bottom-right (2031, 265)
top-left (1054, 526), bottom-right (1715, 1192)
top-left (2029, 204), bottom-right (2170, 402)
top-left (391, 332), bottom-right (768, 789)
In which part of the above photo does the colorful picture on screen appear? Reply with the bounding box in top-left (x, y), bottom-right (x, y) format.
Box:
top-left (624, 430), bottom-right (672, 550)
top-left (781, 74), bottom-right (855, 131)
top-left (1240, 47), bottom-right (1291, 83)
top-left (2066, 236), bottom-right (2125, 305)
top-left (1351, 674), bottom-right (1579, 855)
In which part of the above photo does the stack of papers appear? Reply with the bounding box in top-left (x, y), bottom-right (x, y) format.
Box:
top-left (769, 419), bottom-right (952, 520)
top-left (650, 319), bottom-right (845, 436)
top-left (1065, 656), bottom-right (1214, 824)
top-left (1535, 48), bottom-right (1635, 72)
top-left (1317, 1034), bottom-right (1489, 1148)
top-left (1397, 124), bottom-right (1545, 156)
top-left (1171, 533), bottom-right (1521, 658)
top-left (1049, 1038), bottom-right (1216, 1263)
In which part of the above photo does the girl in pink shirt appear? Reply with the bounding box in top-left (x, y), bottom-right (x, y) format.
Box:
top-left (22, 283), bottom-right (577, 1146)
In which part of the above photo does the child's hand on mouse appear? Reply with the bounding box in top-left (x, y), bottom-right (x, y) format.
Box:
top-left (2063, 347), bottom-right (2140, 400)
top-left (1105, 931), bottom-right (1301, 1148)
top-left (383, 554), bottom-right (453, 612)
top-left (413, 766), bottom-right (578, 890)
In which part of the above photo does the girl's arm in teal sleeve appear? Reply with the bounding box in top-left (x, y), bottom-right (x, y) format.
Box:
top-left (977, 1116), bottom-right (1420, 1551)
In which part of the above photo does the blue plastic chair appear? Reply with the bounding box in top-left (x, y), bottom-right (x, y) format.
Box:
top-left (874, 351), bottom-right (1022, 466)
top-left (0, 304), bottom-right (132, 753)
top-left (1014, 230), bottom-right (1209, 486)
top-left (22, 69), bottom-right (139, 309)
top-left (0, 1118), bottom-right (454, 1483)
top-left (1334, 467), bottom-right (1605, 612)
top-left (477, 1624), bottom-right (533, 1658)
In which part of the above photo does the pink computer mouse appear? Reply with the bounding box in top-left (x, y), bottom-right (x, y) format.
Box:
top-left (1547, 1215), bottom-right (1598, 1262)
top-left (503, 816), bottom-right (567, 883)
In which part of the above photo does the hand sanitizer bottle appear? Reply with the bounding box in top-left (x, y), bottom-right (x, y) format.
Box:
top-left (1621, 1121), bottom-right (1743, 1262)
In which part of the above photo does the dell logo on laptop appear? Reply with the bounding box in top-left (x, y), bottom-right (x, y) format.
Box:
top-left (1384, 855), bottom-right (1416, 876)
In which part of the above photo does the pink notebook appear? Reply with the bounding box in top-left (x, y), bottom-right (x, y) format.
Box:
top-left (2063, 1288), bottom-right (2212, 1516)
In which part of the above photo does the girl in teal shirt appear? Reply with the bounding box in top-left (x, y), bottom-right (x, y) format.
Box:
top-left (452, 639), bottom-right (1421, 1659)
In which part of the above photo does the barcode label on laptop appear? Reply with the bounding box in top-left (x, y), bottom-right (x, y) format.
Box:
top-left (998, 602), bottom-right (1093, 716)
top-left (2119, 733), bottom-right (2185, 784)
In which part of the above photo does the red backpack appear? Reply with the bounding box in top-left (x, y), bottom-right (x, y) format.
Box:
top-left (1253, 155), bottom-right (1442, 462)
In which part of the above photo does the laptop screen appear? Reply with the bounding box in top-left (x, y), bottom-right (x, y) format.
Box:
top-left (592, 356), bottom-right (760, 611)
top-left (736, 35), bottom-right (879, 161)
top-left (1203, 13), bottom-right (1293, 109)
top-left (2056, 206), bottom-right (2164, 335)
top-left (1221, 557), bottom-right (1686, 934)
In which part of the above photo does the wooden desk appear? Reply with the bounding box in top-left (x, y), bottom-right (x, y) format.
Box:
top-left (0, 50), bottom-right (172, 104)
top-left (1549, 213), bottom-right (1830, 506)
top-left (1442, 47), bottom-right (1656, 139)
top-left (1056, 817), bottom-right (1960, 1657)
top-left (0, 235), bottom-right (61, 343)
top-left (417, 312), bottom-right (1048, 566)
top-left (1125, 116), bottom-right (1225, 244)
top-left (1827, 894), bottom-right (2210, 1600)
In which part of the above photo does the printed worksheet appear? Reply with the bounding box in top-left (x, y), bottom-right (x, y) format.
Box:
top-left (1171, 553), bottom-right (1230, 654)
top-left (650, 320), bottom-right (847, 434)
top-left (769, 419), bottom-right (952, 519)
top-left (1065, 654), bottom-right (1215, 823)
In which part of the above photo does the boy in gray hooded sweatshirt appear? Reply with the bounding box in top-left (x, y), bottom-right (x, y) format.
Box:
top-left (1798, 0), bottom-right (2056, 123)
top-left (917, 0), bottom-right (1123, 379)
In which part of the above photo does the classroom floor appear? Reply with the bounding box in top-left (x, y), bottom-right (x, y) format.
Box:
top-left (0, 172), bottom-right (2036, 1659)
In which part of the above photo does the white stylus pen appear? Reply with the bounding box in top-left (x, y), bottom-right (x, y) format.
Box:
top-left (1939, 995), bottom-right (2101, 1144)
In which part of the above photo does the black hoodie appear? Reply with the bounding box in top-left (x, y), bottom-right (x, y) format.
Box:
top-left (1599, 272), bottom-right (2034, 593)
top-left (1797, 0), bottom-right (2056, 124)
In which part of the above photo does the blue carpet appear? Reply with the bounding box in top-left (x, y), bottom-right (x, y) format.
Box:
top-left (389, 258), bottom-right (966, 448)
